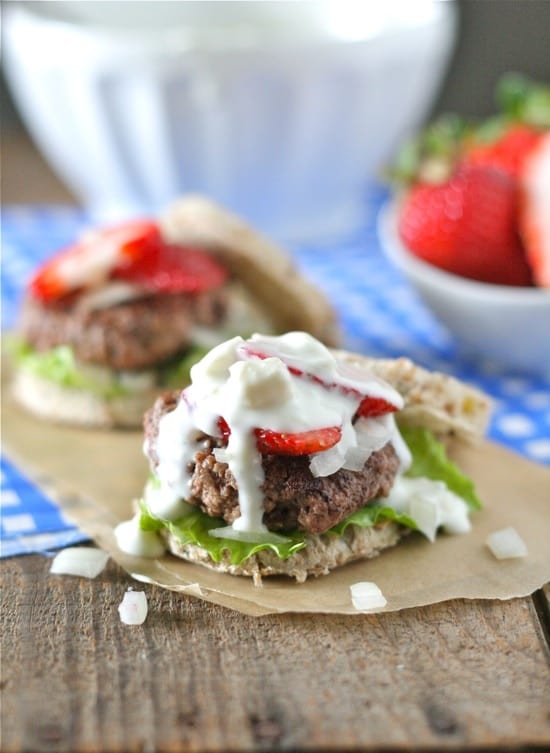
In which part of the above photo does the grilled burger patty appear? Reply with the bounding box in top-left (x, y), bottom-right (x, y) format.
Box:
top-left (144, 391), bottom-right (400, 536)
top-left (19, 289), bottom-right (227, 371)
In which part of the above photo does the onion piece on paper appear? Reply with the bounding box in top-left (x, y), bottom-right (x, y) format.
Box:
top-left (118, 589), bottom-right (148, 625)
top-left (49, 547), bottom-right (109, 579)
top-left (350, 581), bottom-right (388, 611)
top-left (486, 527), bottom-right (528, 560)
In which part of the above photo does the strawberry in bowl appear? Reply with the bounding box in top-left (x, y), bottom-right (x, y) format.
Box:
top-left (390, 74), bottom-right (549, 287)
top-left (10, 196), bottom-right (339, 428)
top-left (380, 74), bottom-right (550, 374)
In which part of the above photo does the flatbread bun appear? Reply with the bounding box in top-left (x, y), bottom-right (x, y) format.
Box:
top-left (159, 352), bottom-right (491, 582)
top-left (11, 369), bottom-right (157, 429)
top-left (336, 352), bottom-right (491, 442)
top-left (160, 195), bottom-right (340, 346)
top-left (163, 519), bottom-right (405, 586)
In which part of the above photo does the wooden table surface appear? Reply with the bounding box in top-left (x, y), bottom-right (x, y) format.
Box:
top-left (2, 130), bottom-right (550, 753)
top-left (1, 554), bottom-right (549, 753)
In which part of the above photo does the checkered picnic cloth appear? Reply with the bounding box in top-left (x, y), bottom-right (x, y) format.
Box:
top-left (2, 191), bottom-right (549, 557)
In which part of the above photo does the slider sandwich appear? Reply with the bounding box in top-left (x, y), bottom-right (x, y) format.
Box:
top-left (11, 197), bottom-right (338, 427)
top-left (116, 332), bottom-right (490, 584)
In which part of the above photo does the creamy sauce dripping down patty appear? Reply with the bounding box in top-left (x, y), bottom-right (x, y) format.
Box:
top-left (154, 332), bottom-right (408, 534)
top-left (114, 332), bottom-right (474, 557)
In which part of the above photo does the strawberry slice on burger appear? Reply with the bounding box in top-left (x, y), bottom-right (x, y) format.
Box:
top-left (29, 219), bottom-right (161, 302)
top-left (238, 333), bottom-right (403, 419)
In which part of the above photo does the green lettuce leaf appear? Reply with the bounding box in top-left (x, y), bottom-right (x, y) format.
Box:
top-left (159, 345), bottom-right (210, 387)
top-left (8, 337), bottom-right (210, 398)
top-left (138, 426), bottom-right (482, 565)
top-left (8, 338), bottom-right (128, 399)
top-left (399, 425), bottom-right (483, 510)
top-left (329, 503), bottom-right (418, 536)
top-left (138, 499), bottom-right (307, 565)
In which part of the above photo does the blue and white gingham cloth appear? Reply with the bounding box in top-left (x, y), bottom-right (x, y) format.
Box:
top-left (0, 456), bottom-right (88, 557)
top-left (2, 192), bottom-right (549, 557)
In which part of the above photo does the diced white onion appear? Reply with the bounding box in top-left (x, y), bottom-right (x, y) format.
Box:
top-left (384, 476), bottom-right (471, 541)
top-left (350, 581), bottom-right (388, 611)
top-left (342, 446), bottom-right (372, 471)
top-left (213, 447), bottom-right (231, 464)
top-left (208, 525), bottom-right (291, 544)
top-left (118, 589), bottom-right (148, 625)
top-left (76, 281), bottom-right (146, 311)
top-left (342, 416), bottom-right (396, 471)
top-left (309, 444), bottom-right (345, 477)
top-left (439, 493), bottom-right (471, 535)
top-left (49, 546), bottom-right (109, 578)
top-left (486, 527), bottom-right (528, 560)
top-left (409, 496), bottom-right (440, 543)
top-left (355, 416), bottom-right (394, 453)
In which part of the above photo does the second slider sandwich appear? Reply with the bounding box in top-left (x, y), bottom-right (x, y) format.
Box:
top-left (116, 331), bottom-right (491, 584)
top-left (11, 197), bottom-right (338, 428)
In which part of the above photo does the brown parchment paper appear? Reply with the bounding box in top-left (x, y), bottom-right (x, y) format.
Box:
top-left (2, 387), bottom-right (549, 616)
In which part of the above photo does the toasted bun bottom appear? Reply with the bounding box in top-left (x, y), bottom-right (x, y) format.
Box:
top-left (162, 520), bottom-right (406, 586)
top-left (12, 369), bottom-right (158, 429)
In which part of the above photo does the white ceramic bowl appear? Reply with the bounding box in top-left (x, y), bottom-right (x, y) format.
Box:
top-left (3, 1), bottom-right (456, 242)
top-left (379, 200), bottom-right (550, 376)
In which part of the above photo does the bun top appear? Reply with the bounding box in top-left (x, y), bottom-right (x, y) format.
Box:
top-left (160, 195), bottom-right (341, 347)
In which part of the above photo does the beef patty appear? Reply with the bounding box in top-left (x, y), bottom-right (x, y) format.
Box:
top-left (19, 288), bottom-right (227, 371)
top-left (144, 391), bottom-right (400, 536)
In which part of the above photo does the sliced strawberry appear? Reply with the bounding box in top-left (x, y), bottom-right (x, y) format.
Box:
top-left (255, 426), bottom-right (342, 456)
top-left (217, 417), bottom-right (341, 456)
top-left (356, 396), bottom-right (399, 418)
top-left (398, 163), bottom-right (533, 286)
top-left (519, 132), bottom-right (550, 287)
top-left (113, 240), bottom-right (228, 294)
top-left (239, 340), bottom-right (402, 417)
top-left (217, 416), bottom-right (231, 440)
top-left (29, 219), bottom-right (161, 302)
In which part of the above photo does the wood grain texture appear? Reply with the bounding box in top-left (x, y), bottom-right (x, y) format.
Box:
top-left (1, 554), bottom-right (549, 753)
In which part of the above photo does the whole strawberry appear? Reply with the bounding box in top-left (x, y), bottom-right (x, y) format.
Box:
top-left (392, 73), bottom-right (549, 287)
top-left (398, 163), bottom-right (533, 286)
top-left (466, 124), bottom-right (544, 179)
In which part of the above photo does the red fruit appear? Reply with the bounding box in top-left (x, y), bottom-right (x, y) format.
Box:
top-left (356, 396), bottom-right (399, 418)
top-left (254, 426), bottom-right (342, 455)
top-left (239, 343), bottom-right (401, 417)
top-left (519, 132), bottom-right (550, 287)
top-left (217, 417), bottom-right (231, 440)
top-left (398, 163), bottom-right (533, 286)
top-left (466, 125), bottom-right (543, 179)
top-left (114, 240), bottom-right (228, 294)
top-left (217, 417), bottom-right (342, 456)
top-left (30, 219), bottom-right (161, 302)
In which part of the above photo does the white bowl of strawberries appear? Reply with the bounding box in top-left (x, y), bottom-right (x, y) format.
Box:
top-left (380, 75), bottom-right (550, 376)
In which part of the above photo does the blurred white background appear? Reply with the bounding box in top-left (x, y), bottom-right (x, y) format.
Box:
top-left (2, 0), bottom-right (549, 241)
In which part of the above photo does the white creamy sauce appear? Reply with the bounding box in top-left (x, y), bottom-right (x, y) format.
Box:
top-left (114, 514), bottom-right (166, 558)
top-left (143, 478), bottom-right (194, 520)
top-left (114, 332), bottom-right (472, 558)
top-left (154, 332), bottom-right (406, 535)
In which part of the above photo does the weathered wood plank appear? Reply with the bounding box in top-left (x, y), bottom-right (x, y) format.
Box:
top-left (1, 554), bottom-right (549, 753)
